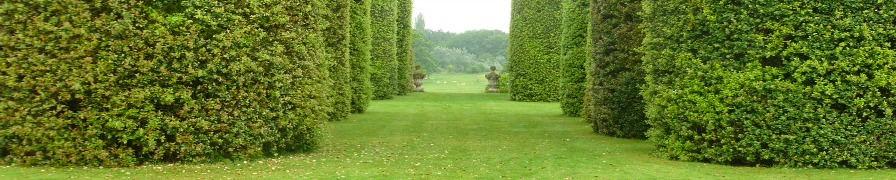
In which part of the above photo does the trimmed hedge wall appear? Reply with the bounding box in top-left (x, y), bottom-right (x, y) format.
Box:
top-left (325, 0), bottom-right (353, 121)
top-left (370, 0), bottom-right (398, 100)
top-left (641, 0), bottom-right (896, 168)
top-left (508, 0), bottom-right (563, 102)
top-left (1, 1), bottom-right (328, 166)
top-left (350, 0), bottom-right (374, 113)
top-left (587, 0), bottom-right (647, 138)
top-left (394, 0), bottom-right (415, 95)
top-left (559, 0), bottom-right (590, 117)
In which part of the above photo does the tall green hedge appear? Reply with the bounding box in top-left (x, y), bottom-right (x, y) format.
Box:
top-left (641, 0), bottom-right (896, 168)
top-left (350, 0), bottom-right (374, 113)
top-left (508, 0), bottom-right (563, 102)
top-left (559, 0), bottom-right (590, 117)
top-left (370, 0), bottom-right (398, 100)
top-left (0, 0), bottom-right (329, 166)
top-left (325, 0), bottom-right (353, 121)
top-left (587, 0), bottom-right (647, 138)
top-left (394, 0), bottom-right (414, 95)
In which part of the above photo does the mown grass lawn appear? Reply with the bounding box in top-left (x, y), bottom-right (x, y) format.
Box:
top-left (421, 73), bottom-right (490, 93)
top-left (3, 73), bottom-right (894, 179)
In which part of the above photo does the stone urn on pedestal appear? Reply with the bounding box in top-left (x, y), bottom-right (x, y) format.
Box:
top-left (412, 65), bottom-right (427, 92)
top-left (485, 66), bottom-right (500, 93)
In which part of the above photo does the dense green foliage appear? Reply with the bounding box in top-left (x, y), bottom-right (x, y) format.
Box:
top-left (412, 14), bottom-right (439, 74)
top-left (394, 0), bottom-right (414, 95)
top-left (641, 0), bottom-right (896, 168)
top-left (1, 0), bottom-right (328, 166)
top-left (444, 30), bottom-right (509, 73)
top-left (325, 0), bottom-right (353, 121)
top-left (559, 0), bottom-right (590, 117)
top-left (369, 0), bottom-right (398, 100)
top-left (349, 0), bottom-right (374, 113)
top-left (430, 47), bottom-right (490, 74)
top-left (443, 30), bottom-right (509, 62)
top-left (412, 17), bottom-right (509, 74)
top-left (508, 0), bottom-right (563, 102)
top-left (412, 32), bottom-right (439, 73)
top-left (587, 0), bottom-right (647, 138)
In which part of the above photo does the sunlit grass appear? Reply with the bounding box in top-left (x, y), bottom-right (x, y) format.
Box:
top-left (4, 91), bottom-right (895, 179)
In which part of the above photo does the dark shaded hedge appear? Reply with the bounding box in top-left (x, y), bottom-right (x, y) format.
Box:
top-left (325, 0), bottom-right (353, 121)
top-left (350, 0), bottom-right (374, 113)
top-left (0, 1), bottom-right (329, 166)
top-left (508, 0), bottom-right (563, 102)
top-left (394, 0), bottom-right (414, 95)
top-left (370, 0), bottom-right (398, 100)
top-left (559, 0), bottom-right (590, 117)
top-left (587, 0), bottom-right (647, 139)
top-left (641, 0), bottom-right (896, 168)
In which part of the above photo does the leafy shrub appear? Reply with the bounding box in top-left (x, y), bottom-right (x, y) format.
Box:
top-left (325, 0), bottom-right (353, 121)
top-left (0, 0), bottom-right (329, 167)
top-left (350, 0), bottom-right (375, 113)
top-left (394, 0), bottom-right (415, 96)
top-left (641, 0), bottom-right (896, 168)
top-left (560, 0), bottom-right (590, 117)
top-left (370, 0), bottom-right (398, 100)
top-left (587, 0), bottom-right (647, 138)
top-left (508, 0), bottom-right (564, 102)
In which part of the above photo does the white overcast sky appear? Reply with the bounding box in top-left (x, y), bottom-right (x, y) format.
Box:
top-left (412, 0), bottom-right (511, 33)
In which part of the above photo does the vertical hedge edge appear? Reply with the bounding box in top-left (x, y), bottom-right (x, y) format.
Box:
top-left (350, 0), bottom-right (375, 113)
top-left (370, 0), bottom-right (398, 100)
top-left (588, 0), bottom-right (648, 139)
top-left (508, 0), bottom-right (564, 102)
top-left (560, 0), bottom-right (591, 117)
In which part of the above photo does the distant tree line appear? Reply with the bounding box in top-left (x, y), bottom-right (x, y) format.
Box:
top-left (412, 14), bottom-right (509, 74)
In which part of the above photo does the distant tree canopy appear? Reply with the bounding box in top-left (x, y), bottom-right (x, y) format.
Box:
top-left (412, 14), bottom-right (508, 74)
top-left (414, 12), bottom-right (426, 31)
top-left (431, 47), bottom-right (486, 74)
top-left (508, 0), bottom-right (563, 102)
top-left (444, 30), bottom-right (508, 59)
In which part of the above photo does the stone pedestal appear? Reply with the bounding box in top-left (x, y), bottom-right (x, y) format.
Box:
top-left (412, 65), bottom-right (426, 92)
top-left (413, 77), bottom-right (425, 92)
top-left (485, 66), bottom-right (500, 93)
top-left (486, 78), bottom-right (498, 93)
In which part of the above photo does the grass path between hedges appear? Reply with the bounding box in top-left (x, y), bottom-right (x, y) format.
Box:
top-left (4, 74), bottom-right (895, 179)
